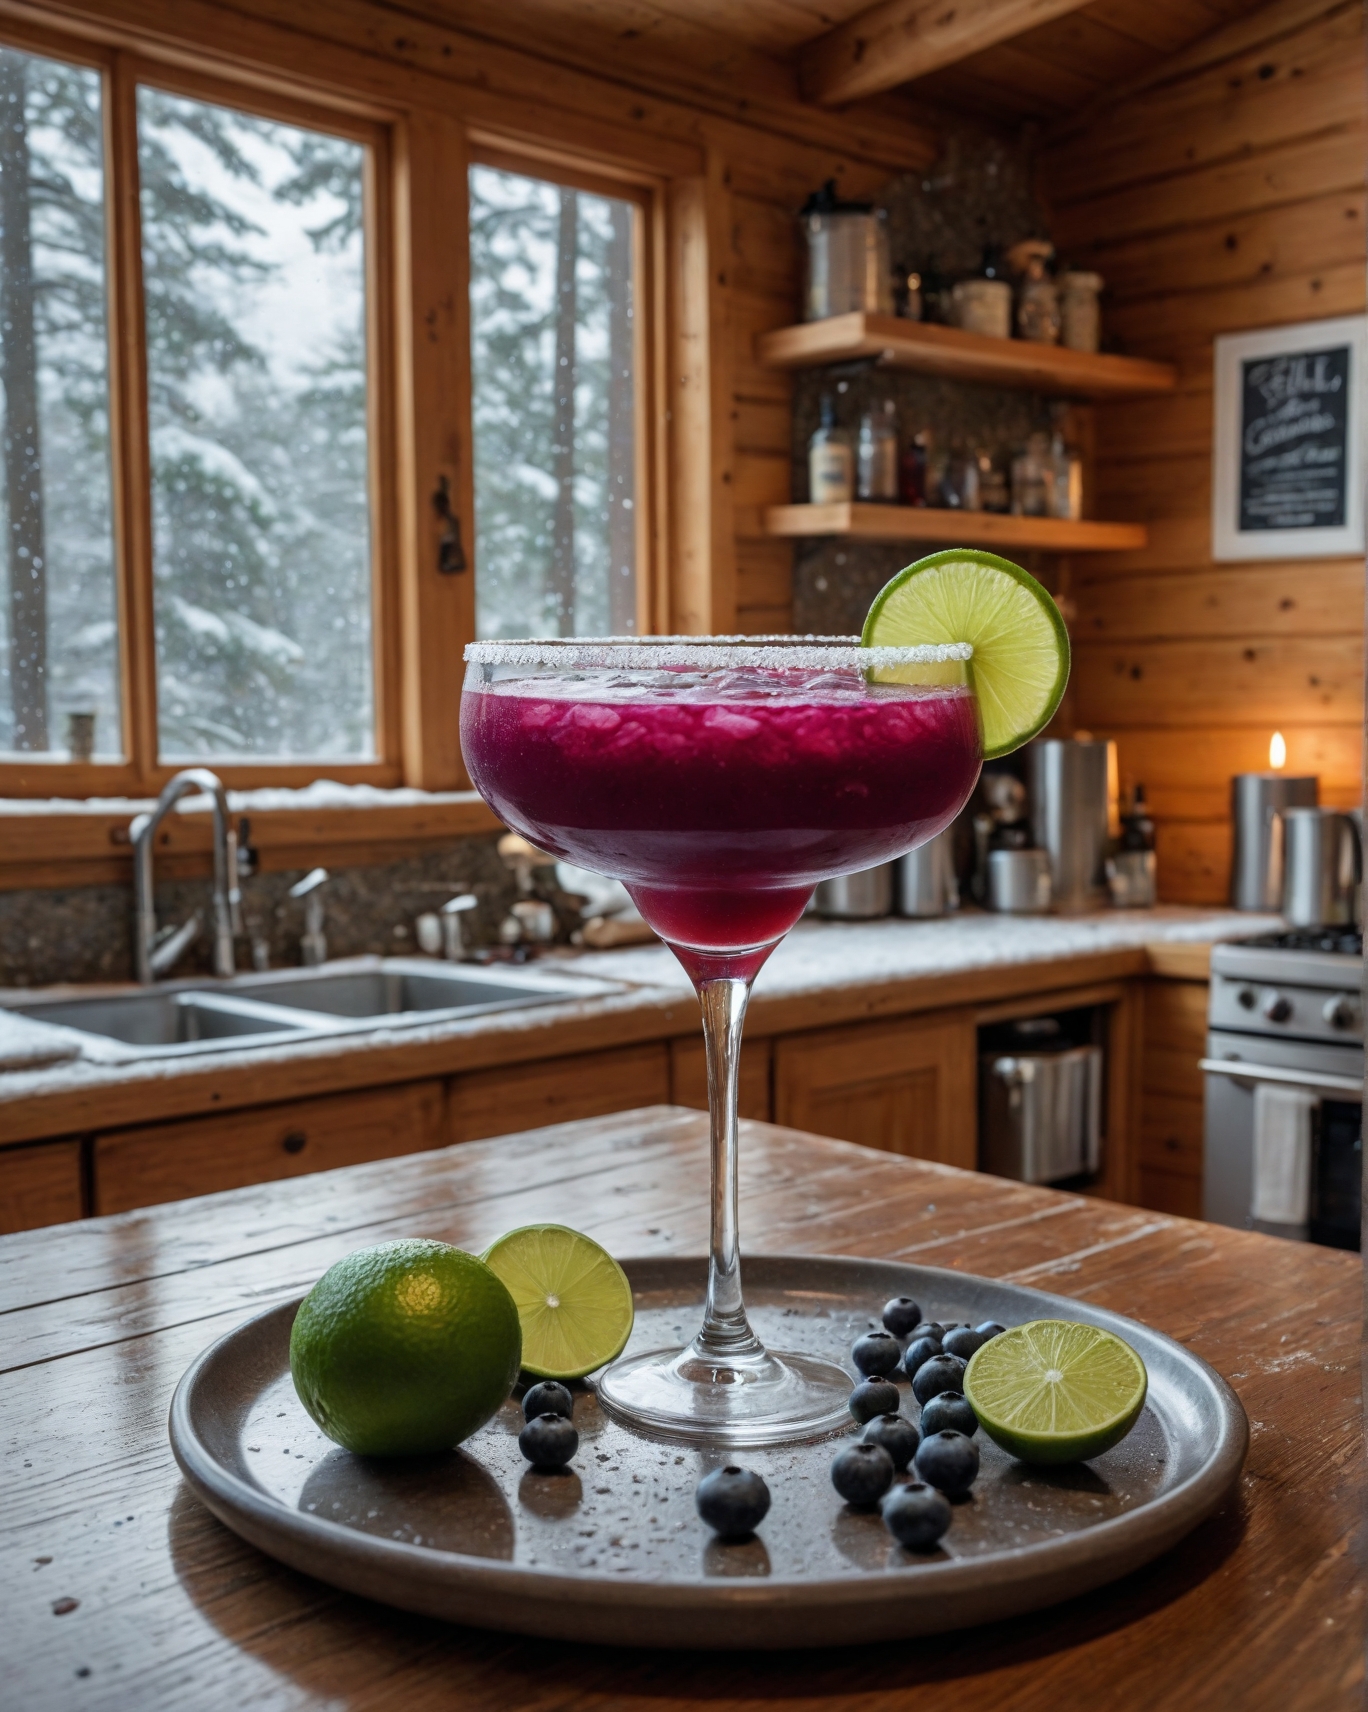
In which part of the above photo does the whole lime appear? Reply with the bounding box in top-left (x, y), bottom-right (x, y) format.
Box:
top-left (289, 1239), bottom-right (522, 1456)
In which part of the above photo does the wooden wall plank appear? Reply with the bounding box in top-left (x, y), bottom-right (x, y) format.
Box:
top-left (1074, 560), bottom-right (1364, 640)
top-left (1074, 634), bottom-right (1364, 726)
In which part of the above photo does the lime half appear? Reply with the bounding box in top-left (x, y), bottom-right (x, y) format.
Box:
top-left (964, 1319), bottom-right (1147, 1464)
top-left (481, 1224), bottom-right (634, 1379)
top-left (861, 548), bottom-right (1070, 758)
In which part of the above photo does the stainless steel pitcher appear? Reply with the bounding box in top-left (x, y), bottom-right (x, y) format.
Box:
top-left (1280, 807), bottom-right (1362, 927)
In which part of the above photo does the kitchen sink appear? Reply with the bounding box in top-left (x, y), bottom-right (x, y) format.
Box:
top-left (9, 957), bottom-right (620, 1062)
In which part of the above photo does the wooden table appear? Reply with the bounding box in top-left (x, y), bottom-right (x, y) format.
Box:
top-left (0, 1107), bottom-right (1360, 1711)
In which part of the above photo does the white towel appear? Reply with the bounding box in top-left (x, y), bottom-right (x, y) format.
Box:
top-left (0, 1010), bottom-right (85, 1073)
top-left (1251, 1083), bottom-right (1316, 1227)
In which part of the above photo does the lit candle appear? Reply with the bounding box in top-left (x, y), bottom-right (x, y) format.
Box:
top-left (1269, 731), bottom-right (1287, 770)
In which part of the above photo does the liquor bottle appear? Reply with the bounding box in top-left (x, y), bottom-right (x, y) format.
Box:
top-left (856, 399), bottom-right (899, 501)
top-left (899, 428), bottom-right (929, 506)
top-left (1048, 429), bottom-right (1083, 520)
top-left (808, 395), bottom-right (852, 503)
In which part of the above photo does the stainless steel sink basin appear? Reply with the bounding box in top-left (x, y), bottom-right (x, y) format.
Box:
top-left (8, 958), bottom-right (619, 1062)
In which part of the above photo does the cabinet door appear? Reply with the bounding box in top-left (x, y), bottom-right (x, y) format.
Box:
top-left (0, 1140), bottom-right (84, 1234)
top-left (449, 1043), bottom-right (670, 1143)
top-left (670, 1036), bottom-right (772, 1121)
top-left (774, 1015), bottom-right (976, 1168)
top-left (93, 1080), bottom-right (448, 1214)
top-left (1138, 978), bottom-right (1206, 1218)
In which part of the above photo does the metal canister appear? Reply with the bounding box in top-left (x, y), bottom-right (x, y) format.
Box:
top-left (1281, 806), bottom-right (1362, 927)
top-left (1028, 739), bottom-right (1118, 913)
top-left (1230, 773), bottom-right (1318, 909)
top-left (898, 825), bottom-right (959, 917)
top-left (812, 862), bottom-right (895, 919)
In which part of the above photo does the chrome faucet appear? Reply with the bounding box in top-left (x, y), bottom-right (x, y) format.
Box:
top-left (290, 867), bottom-right (329, 967)
top-left (131, 768), bottom-right (241, 984)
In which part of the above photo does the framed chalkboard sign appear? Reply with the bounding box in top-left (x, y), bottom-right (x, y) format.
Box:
top-left (1212, 316), bottom-right (1366, 560)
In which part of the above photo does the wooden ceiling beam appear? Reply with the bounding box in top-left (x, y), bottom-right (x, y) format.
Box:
top-left (800, 0), bottom-right (1099, 106)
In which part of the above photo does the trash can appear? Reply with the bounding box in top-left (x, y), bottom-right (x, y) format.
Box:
top-left (979, 1019), bottom-right (1103, 1183)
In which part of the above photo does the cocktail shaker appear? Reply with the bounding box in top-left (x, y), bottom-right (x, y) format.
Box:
top-left (1229, 772), bottom-right (1318, 909)
top-left (898, 825), bottom-right (959, 917)
top-left (1280, 806), bottom-right (1361, 927)
top-left (1028, 738), bottom-right (1117, 913)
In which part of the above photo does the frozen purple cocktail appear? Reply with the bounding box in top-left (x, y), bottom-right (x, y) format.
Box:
top-left (460, 638), bottom-right (982, 1447)
top-left (461, 655), bottom-right (981, 980)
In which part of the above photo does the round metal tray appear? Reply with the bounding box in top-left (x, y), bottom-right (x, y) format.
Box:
top-left (169, 1254), bottom-right (1247, 1649)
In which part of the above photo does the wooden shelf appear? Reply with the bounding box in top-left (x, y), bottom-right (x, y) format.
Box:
top-left (760, 504), bottom-right (1147, 553)
top-left (755, 313), bottom-right (1176, 399)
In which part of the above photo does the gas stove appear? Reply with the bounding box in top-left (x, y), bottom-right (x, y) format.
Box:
top-left (1206, 929), bottom-right (1362, 1250)
top-left (1210, 931), bottom-right (1363, 1038)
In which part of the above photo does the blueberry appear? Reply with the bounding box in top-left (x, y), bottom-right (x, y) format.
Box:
top-left (882, 1481), bottom-right (953, 1551)
top-left (902, 1335), bottom-right (943, 1380)
top-left (911, 1353), bottom-right (967, 1407)
top-left (522, 1380), bottom-right (574, 1422)
top-left (942, 1326), bottom-right (988, 1361)
top-left (909, 1322), bottom-right (945, 1343)
top-left (914, 1429), bottom-right (980, 1495)
top-left (852, 1329), bottom-right (902, 1377)
top-left (848, 1377), bottom-right (901, 1424)
top-left (920, 1390), bottom-right (978, 1438)
top-left (975, 1321), bottom-right (1006, 1340)
top-left (830, 1441), bottom-right (895, 1506)
top-left (881, 1296), bottom-right (922, 1338)
top-left (695, 1466), bottom-right (771, 1538)
top-left (518, 1414), bottom-right (578, 1469)
top-left (861, 1412), bottom-right (920, 1472)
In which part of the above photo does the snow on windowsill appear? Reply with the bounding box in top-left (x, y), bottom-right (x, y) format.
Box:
top-left (0, 781), bottom-right (489, 816)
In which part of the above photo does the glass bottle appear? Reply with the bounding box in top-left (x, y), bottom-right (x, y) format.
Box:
top-left (1048, 430), bottom-right (1083, 520)
top-left (1009, 239), bottom-right (1061, 345)
top-left (856, 398), bottom-right (899, 501)
top-left (941, 442), bottom-right (981, 511)
top-left (808, 395), bottom-right (852, 504)
top-left (899, 428), bottom-right (928, 506)
top-left (896, 267), bottom-right (923, 322)
top-left (976, 447), bottom-right (1009, 513)
top-left (1011, 433), bottom-right (1050, 516)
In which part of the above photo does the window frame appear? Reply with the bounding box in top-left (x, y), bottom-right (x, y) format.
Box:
top-left (0, 27), bottom-right (403, 796)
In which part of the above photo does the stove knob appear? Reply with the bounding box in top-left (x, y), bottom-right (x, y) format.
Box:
top-left (1323, 996), bottom-right (1357, 1030)
top-left (1236, 986), bottom-right (1258, 1010)
top-left (1262, 993), bottom-right (1293, 1023)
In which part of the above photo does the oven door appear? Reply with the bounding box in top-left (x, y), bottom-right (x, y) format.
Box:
top-left (1203, 1030), bottom-right (1362, 1246)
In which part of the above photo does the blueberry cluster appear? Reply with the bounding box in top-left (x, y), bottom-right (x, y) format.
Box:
top-left (835, 1295), bottom-right (1005, 1552)
top-left (686, 1296), bottom-right (1007, 1554)
top-left (517, 1380), bottom-right (579, 1468)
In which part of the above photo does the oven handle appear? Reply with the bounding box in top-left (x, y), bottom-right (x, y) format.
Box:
top-left (1200, 1058), bottom-right (1363, 1096)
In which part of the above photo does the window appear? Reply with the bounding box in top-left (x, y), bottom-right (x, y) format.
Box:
top-left (469, 163), bottom-right (639, 639)
top-left (0, 45), bottom-right (120, 758)
top-left (0, 39), bottom-right (386, 787)
top-left (139, 91), bottom-right (374, 760)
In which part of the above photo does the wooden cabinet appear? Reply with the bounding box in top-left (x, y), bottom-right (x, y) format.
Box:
top-left (1138, 978), bottom-right (1208, 1218)
top-left (449, 1043), bottom-right (670, 1142)
top-left (669, 1036), bottom-right (772, 1121)
top-left (774, 1015), bottom-right (977, 1168)
top-left (93, 1080), bottom-right (448, 1214)
top-left (0, 1140), bottom-right (83, 1233)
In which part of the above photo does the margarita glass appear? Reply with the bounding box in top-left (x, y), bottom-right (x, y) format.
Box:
top-left (461, 637), bottom-right (982, 1444)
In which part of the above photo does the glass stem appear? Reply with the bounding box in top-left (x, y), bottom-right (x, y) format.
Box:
top-left (692, 975), bottom-right (765, 1365)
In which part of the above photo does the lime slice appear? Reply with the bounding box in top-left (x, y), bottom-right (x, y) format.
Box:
top-left (861, 548), bottom-right (1070, 758)
top-left (481, 1224), bottom-right (634, 1379)
top-left (963, 1319), bottom-right (1147, 1464)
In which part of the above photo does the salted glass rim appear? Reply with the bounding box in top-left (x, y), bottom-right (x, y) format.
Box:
top-left (464, 635), bottom-right (973, 671)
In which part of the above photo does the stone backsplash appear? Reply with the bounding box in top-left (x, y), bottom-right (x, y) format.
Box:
top-left (0, 835), bottom-right (520, 988)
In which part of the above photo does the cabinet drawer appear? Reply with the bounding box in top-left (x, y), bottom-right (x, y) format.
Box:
top-left (450, 1044), bottom-right (670, 1142)
top-left (1139, 1091), bottom-right (1204, 1178)
top-left (0, 1140), bottom-right (84, 1233)
top-left (775, 1014), bottom-right (977, 1169)
top-left (93, 1080), bottom-right (448, 1214)
top-left (670, 1036), bottom-right (772, 1121)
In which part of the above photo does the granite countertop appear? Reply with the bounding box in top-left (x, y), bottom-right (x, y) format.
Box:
top-left (0, 906), bottom-right (1277, 1142)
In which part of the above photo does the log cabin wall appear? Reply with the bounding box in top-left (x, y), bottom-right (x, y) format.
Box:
top-left (1045, 0), bottom-right (1367, 904)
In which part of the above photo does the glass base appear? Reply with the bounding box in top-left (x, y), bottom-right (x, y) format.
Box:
top-left (595, 1342), bottom-right (853, 1447)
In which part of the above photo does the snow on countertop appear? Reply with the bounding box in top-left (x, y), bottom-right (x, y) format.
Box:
top-left (564, 907), bottom-right (1281, 998)
top-left (0, 907), bottom-right (1276, 1119)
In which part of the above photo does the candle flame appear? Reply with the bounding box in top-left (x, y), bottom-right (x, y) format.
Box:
top-left (1269, 731), bottom-right (1287, 770)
